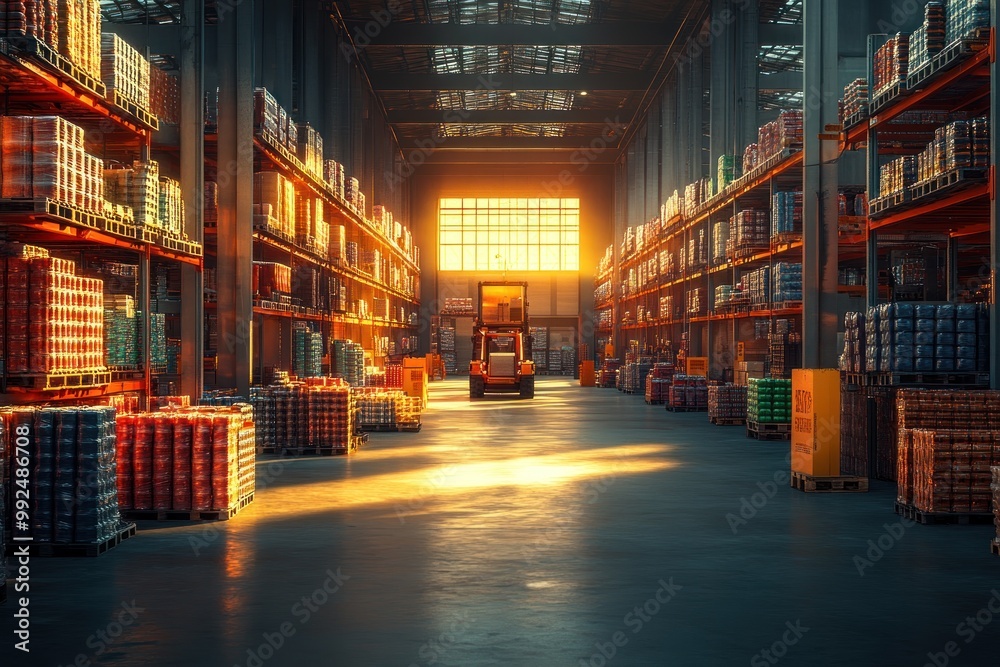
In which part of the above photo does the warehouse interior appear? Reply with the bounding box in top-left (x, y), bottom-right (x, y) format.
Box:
top-left (2, 0), bottom-right (1000, 664)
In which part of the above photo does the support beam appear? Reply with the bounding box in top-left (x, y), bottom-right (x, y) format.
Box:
top-left (758, 22), bottom-right (803, 45)
top-left (179, 0), bottom-right (205, 401)
top-left (758, 70), bottom-right (806, 91)
top-left (216, 0), bottom-right (255, 396)
top-left (738, 0), bottom-right (760, 150)
top-left (371, 72), bottom-right (652, 91)
top-left (398, 136), bottom-right (624, 151)
top-left (802, 0), bottom-right (841, 369)
top-left (990, 0), bottom-right (1000, 388)
top-left (260, 0), bottom-right (294, 109)
top-left (388, 109), bottom-right (628, 124)
top-left (358, 22), bottom-right (681, 47)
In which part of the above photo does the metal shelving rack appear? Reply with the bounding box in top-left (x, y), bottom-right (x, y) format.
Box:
top-left (201, 130), bottom-right (421, 387)
top-left (0, 34), bottom-right (203, 406)
top-left (841, 29), bottom-right (994, 365)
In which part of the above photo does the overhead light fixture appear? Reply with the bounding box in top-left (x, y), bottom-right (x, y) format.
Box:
top-left (579, 91), bottom-right (588, 96)
top-left (510, 92), bottom-right (518, 98)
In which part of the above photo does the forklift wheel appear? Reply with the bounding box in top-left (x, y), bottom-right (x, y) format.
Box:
top-left (470, 375), bottom-right (485, 399)
top-left (519, 375), bottom-right (535, 399)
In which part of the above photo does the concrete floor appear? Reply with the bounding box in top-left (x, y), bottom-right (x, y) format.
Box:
top-left (3, 378), bottom-right (1000, 666)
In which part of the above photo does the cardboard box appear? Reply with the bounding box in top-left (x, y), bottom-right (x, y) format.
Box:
top-left (791, 369), bottom-right (842, 477)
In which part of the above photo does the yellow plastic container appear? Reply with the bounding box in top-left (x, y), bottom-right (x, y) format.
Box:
top-left (791, 369), bottom-right (842, 477)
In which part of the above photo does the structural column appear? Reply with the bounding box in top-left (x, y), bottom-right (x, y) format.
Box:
top-left (216, 0), bottom-right (255, 396)
top-left (180, 0), bottom-right (206, 400)
top-left (801, 0), bottom-right (841, 368)
top-left (260, 0), bottom-right (294, 109)
top-left (990, 0), bottom-right (1000, 387)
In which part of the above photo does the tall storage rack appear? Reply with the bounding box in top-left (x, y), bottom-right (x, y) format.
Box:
top-left (203, 130), bottom-right (420, 387)
top-left (841, 29), bottom-right (993, 312)
top-left (0, 34), bottom-right (202, 406)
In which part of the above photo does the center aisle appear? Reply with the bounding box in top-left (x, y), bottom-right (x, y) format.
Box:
top-left (6, 379), bottom-right (1000, 665)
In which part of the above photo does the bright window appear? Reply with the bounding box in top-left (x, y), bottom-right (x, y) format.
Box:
top-left (439, 198), bottom-right (580, 271)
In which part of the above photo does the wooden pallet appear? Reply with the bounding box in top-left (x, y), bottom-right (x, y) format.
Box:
top-left (746, 421), bottom-right (791, 441)
top-left (110, 91), bottom-right (159, 131)
top-left (909, 168), bottom-right (986, 203)
top-left (6, 370), bottom-right (112, 391)
top-left (869, 371), bottom-right (988, 387)
top-left (869, 191), bottom-right (911, 217)
top-left (100, 215), bottom-right (138, 239)
top-left (906, 30), bottom-right (990, 91)
top-left (279, 447), bottom-right (343, 457)
top-left (25, 522), bottom-right (136, 557)
top-left (666, 405), bottom-right (707, 413)
top-left (710, 417), bottom-right (745, 426)
top-left (791, 471), bottom-right (869, 493)
top-left (5, 34), bottom-right (106, 98)
top-left (645, 398), bottom-right (666, 405)
top-left (843, 109), bottom-right (868, 131)
top-left (893, 501), bottom-right (994, 525)
top-left (869, 81), bottom-right (906, 115)
top-left (360, 423), bottom-right (397, 432)
top-left (257, 446), bottom-right (278, 455)
top-left (124, 493), bottom-right (253, 522)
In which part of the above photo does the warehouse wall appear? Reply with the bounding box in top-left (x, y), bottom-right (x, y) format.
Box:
top-left (410, 165), bottom-right (614, 356)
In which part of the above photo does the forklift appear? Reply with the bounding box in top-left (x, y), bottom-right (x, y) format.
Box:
top-left (469, 282), bottom-right (535, 399)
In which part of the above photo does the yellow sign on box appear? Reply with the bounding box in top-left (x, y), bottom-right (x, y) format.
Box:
top-left (687, 357), bottom-right (708, 377)
top-left (736, 342), bottom-right (745, 363)
top-left (791, 369), bottom-right (842, 477)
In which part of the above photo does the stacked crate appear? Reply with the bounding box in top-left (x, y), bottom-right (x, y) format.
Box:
top-left (878, 155), bottom-right (917, 198)
top-left (644, 364), bottom-right (674, 404)
top-left (116, 406), bottom-right (255, 513)
top-left (104, 294), bottom-right (139, 367)
top-left (100, 32), bottom-right (150, 110)
top-left (992, 466), bottom-right (1000, 552)
top-left (842, 78), bottom-right (869, 119)
top-left (332, 339), bottom-right (365, 386)
top-left (104, 160), bottom-right (158, 231)
top-left (717, 155), bottom-right (737, 191)
top-left (157, 177), bottom-right (184, 238)
top-left (254, 171), bottom-right (296, 239)
top-left (896, 390), bottom-right (1000, 506)
top-left (668, 375), bottom-right (708, 411)
top-left (840, 311), bottom-right (866, 373)
top-left (2, 406), bottom-right (122, 545)
top-left (852, 302), bottom-right (989, 375)
top-left (1, 116), bottom-right (106, 213)
top-left (0, 416), bottom-right (6, 596)
top-left (149, 64), bottom-right (180, 124)
top-left (708, 385), bottom-right (748, 422)
top-left (4, 2), bottom-right (103, 80)
top-left (757, 109), bottom-right (803, 160)
top-left (253, 262), bottom-right (291, 299)
top-left (296, 124), bottom-right (324, 180)
top-left (873, 34), bottom-right (908, 96)
top-left (0, 246), bottom-right (106, 375)
top-left (747, 378), bottom-right (792, 424)
top-left (945, 0), bottom-right (990, 44)
top-left (292, 323), bottom-right (323, 378)
top-left (909, 429), bottom-right (999, 514)
top-left (251, 378), bottom-right (355, 453)
top-left (771, 192), bottom-right (803, 238)
top-left (771, 263), bottom-right (802, 303)
top-left (908, 1), bottom-right (945, 73)
top-left (727, 210), bottom-right (769, 258)
top-left (742, 143), bottom-right (759, 173)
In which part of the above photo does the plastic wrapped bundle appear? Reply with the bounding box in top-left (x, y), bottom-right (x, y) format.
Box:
top-left (132, 414), bottom-right (155, 510)
top-left (52, 408), bottom-right (79, 543)
top-left (192, 414), bottom-right (214, 511)
top-left (101, 32), bottom-right (150, 109)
